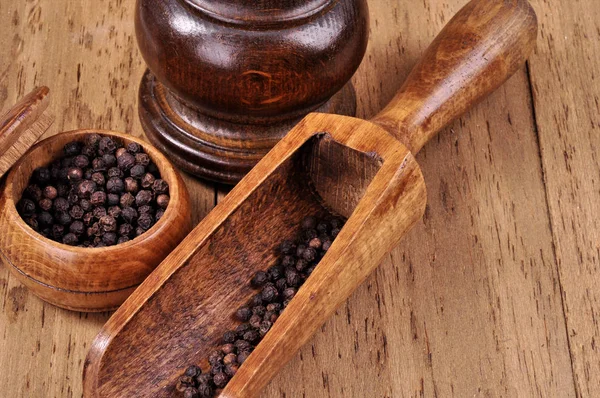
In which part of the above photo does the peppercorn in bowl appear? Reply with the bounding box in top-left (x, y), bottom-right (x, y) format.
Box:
top-left (0, 130), bottom-right (192, 312)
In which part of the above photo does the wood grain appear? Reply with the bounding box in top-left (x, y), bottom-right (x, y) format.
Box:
top-left (0, 0), bottom-right (596, 397)
top-left (527, 0), bottom-right (600, 395)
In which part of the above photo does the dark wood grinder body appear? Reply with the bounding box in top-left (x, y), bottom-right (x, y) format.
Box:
top-left (136, 0), bottom-right (369, 184)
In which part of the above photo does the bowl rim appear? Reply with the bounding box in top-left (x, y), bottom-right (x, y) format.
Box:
top-left (3, 128), bottom-right (185, 254)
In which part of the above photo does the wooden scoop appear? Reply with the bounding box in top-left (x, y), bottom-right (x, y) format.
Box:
top-left (83, 0), bottom-right (537, 396)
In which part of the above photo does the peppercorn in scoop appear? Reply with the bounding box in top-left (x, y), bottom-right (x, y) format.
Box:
top-left (176, 216), bottom-right (344, 398)
top-left (16, 134), bottom-right (170, 247)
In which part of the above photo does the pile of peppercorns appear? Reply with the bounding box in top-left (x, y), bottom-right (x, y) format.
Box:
top-left (16, 134), bottom-right (169, 247)
top-left (176, 215), bottom-right (344, 398)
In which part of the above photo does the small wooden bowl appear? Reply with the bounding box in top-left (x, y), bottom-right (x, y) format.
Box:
top-left (0, 129), bottom-right (192, 312)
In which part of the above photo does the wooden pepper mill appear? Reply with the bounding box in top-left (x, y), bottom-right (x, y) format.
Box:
top-left (135, 0), bottom-right (369, 184)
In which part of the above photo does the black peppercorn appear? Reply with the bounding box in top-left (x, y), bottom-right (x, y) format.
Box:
top-left (249, 294), bottom-right (263, 307)
top-left (183, 387), bottom-right (199, 398)
top-left (117, 152), bottom-right (135, 170)
top-left (24, 217), bottom-right (39, 231)
top-left (63, 233), bottom-right (79, 246)
top-left (92, 206), bottom-right (107, 219)
top-left (156, 208), bottom-right (165, 221)
top-left (91, 158), bottom-right (106, 172)
top-left (117, 236), bottom-right (130, 244)
top-left (259, 321), bottom-right (272, 336)
top-left (152, 179), bottom-right (169, 194)
top-left (295, 259), bottom-right (307, 272)
top-left (196, 384), bottom-right (212, 398)
top-left (251, 271), bottom-right (268, 288)
top-left (140, 173), bottom-right (155, 189)
top-left (208, 350), bottom-right (223, 365)
top-left (236, 306), bottom-right (252, 322)
top-left (99, 215), bottom-right (117, 232)
top-left (115, 147), bottom-right (127, 158)
top-left (124, 177), bottom-right (138, 193)
top-left (55, 211), bottom-right (72, 226)
top-left (260, 285), bottom-right (279, 303)
top-left (126, 142), bottom-right (141, 154)
top-left (303, 247), bottom-right (317, 262)
top-left (242, 330), bottom-right (260, 343)
top-left (252, 306), bottom-right (266, 317)
top-left (33, 167), bottom-right (51, 184)
top-left (90, 191), bottom-right (107, 206)
top-left (296, 244), bottom-right (306, 258)
top-left (237, 351), bottom-right (250, 365)
top-left (106, 194), bottom-right (119, 207)
top-left (282, 287), bottom-right (296, 300)
top-left (322, 240), bottom-right (332, 252)
top-left (107, 205), bottom-right (121, 219)
top-left (82, 212), bottom-right (94, 226)
top-left (266, 303), bottom-right (282, 313)
top-left (69, 205), bottom-right (84, 220)
top-left (69, 221), bottom-right (85, 236)
top-left (121, 207), bottom-right (138, 223)
top-left (222, 331), bottom-right (236, 344)
top-left (275, 278), bottom-right (287, 291)
top-left (38, 198), bottom-right (53, 212)
top-left (184, 365), bottom-right (202, 379)
top-left (234, 339), bottom-right (251, 352)
top-left (213, 372), bottom-right (228, 388)
top-left (120, 192), bottom-right (135, 208)
top-left (304, 228), bottom-right (318, 240)
top-left (64, 141), bottom-right (82, 156)
top-left (107, 167), bottom-right (123, 179)
top-left (38, 212), bottom-right (53, 227)
top-left (301, 216), bottom-right (316, 230)
top-left (130, 164), bottom-right (146, 179)
top-left (264, 311), bottom-right (278, 323)
top-left (102, 153), bottom-right (117, 167)
top-left (81, 145), bottom-right (96, 158)
top-left (135, 153), bottom-right (150, 166)
top-left (156, 194), bottom-right (170, 209)
top-left (282, 255), bottom-right (295, 268)
top-left (137, 213), bottom-right (153, 231)
top-left (41, 186), bottom-right (57, 200)
top-left (249, 314), bottom-right (262, 329)
top-left (280, 240), bottom-right (295, 255)
top-left (53, 197), bottom-right (69, 212)
top-left (118, 223), bottom-right (134, 237)
top-left (308, 237), bottom-right (322, 249)
top-left (51, 224), bottom-right (65, 240)
top-left (331, 228), bottom-right (340, 238)
top-left (91, 172), bottom-right (105, 187)
top-left (135, 190), bottom-right (153, 206)
top-left (106, 177), bottom-right (125, 194)
top-left (235, 323), bottom-right (251, 336)
top-left (73, 155), bottom-right (89, 169)
top-left (138, 205), bottom-right (154, 214)
top-left (267, 265), bottom-right (283, 281)
top-left (99, 137), bottom-right (117, 155)
top-left (24, 185), bottom-right (43, 201)
top-left (67, 191), bottom-right (79, 205)
top-left (286, 269), bottom-right (301, 287)
top-left (102, 232), bottom-right (118, 246)
top-left (223, 353), bottom-right (237, 365)
top-left (77, 180), bottom-right (96, 199)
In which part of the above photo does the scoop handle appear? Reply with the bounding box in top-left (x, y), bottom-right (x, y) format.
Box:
top-left (371, 0), bottom-right (537, 154)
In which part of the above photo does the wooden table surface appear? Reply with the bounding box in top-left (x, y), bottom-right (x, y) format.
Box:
top-left (1, 0), bottom-right (598, 396)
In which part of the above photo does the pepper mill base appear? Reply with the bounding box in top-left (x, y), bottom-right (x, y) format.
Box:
top-left (139, 70), bottom-right (357, 184)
